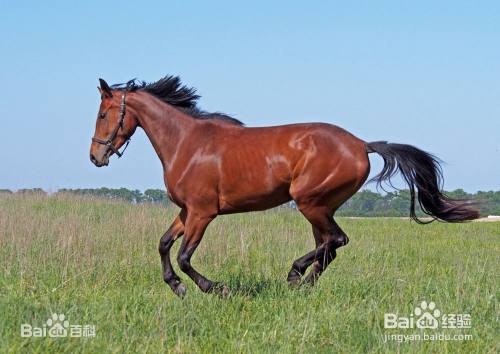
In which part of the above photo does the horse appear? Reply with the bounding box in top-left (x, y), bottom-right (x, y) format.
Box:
top-left (90, 75), bottom-right (479, 297)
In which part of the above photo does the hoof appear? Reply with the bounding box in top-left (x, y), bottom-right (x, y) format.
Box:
top-left (173, 282), bottom-right (187, 298)
top-left (212, 283), bottom-right (231, 298)
top-left (287, 275), bottom-right (301, 289)
top-left (288, 280), bottom-right (301, 289)
top-left (220, 285), bottom-right (231, 298)
top-left (302, 272), bottom-right (319, 287)
top-left (287, 269), bottom-right (302, 288)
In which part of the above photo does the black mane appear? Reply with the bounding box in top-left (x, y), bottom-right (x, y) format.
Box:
top-left (111, 76), bottom-right (244, 126)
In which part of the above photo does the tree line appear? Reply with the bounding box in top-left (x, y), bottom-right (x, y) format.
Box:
top-left (336, 189), bottom-right (500, 217)
top-left (2, 188), bottom-right (169, 205)
top-left (2, 188), bottom-right (499, 217)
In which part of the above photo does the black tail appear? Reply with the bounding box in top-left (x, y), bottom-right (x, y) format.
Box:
top-left (366, 141), bottom-right (479, 223)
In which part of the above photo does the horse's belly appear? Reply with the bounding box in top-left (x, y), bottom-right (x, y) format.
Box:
top-left (217, 148), bottom-right (294, 213)
top-left (218, 182), bottom-right (291, 214)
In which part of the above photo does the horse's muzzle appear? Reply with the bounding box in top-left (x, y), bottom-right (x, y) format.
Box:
top-left (90, 153), bottom-right (109, 167)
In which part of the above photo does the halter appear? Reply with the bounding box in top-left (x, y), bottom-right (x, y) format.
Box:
top-left (92, 92), bottom-right (131, 158)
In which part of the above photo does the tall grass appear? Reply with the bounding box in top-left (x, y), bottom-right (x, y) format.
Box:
top-left (0, 193), bottom-right (498, 353)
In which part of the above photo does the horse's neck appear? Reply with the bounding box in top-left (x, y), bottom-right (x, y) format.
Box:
top-left (129, 93), bottom-right (194, 170)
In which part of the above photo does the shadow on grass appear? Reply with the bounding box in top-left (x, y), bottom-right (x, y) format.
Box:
top-left (224, 273), bottom-right (314, 298)
top-left (227, 278), bottom-right (276, 297)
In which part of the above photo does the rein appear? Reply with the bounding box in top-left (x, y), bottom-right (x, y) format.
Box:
top-left (92, 92), bottom-right (131, 158)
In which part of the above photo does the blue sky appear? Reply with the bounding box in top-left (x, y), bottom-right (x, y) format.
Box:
top-left (0, 1), bottom-right (498, 192)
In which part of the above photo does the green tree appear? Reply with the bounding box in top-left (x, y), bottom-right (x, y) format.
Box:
top-left (144, 189), bottom-right (169, 205)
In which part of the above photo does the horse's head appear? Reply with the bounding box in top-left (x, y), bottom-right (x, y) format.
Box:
top-left (90, 79), bottom-right (139, 167)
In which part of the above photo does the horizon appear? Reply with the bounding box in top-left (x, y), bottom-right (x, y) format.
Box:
top-left (1, 1), bottom-right (499, 192)
top-left (4, 186), bottom-right (499, 194)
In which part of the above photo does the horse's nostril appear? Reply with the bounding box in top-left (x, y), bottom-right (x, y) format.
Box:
top-left (90, 154), bottom-right (97, 164)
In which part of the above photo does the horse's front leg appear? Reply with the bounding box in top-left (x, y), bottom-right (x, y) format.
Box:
top-left (176, 211), bottom-right (230, 297)
top-left (159, 210), bottom-right (186, 296)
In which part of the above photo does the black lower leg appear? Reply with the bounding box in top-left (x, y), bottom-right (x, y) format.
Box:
top-left (303, 219), bottom-right (347, 285)
top-left (303, 246), bottom-right (337, 285)
top-left (159, 236), bottom-right (181, 289)
top-left (159, 217), bottom-right (185, 295)
top-left (177, 240), bottom-right (225, 294)
top-left (287, 247), bottom-right (327, 286)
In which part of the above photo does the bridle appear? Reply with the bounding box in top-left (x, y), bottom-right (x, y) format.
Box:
top-left (92, 92), bottom-right (131, 158)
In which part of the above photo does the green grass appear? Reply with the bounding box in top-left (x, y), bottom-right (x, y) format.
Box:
top-left (0, 193), bottom-right (498, 353)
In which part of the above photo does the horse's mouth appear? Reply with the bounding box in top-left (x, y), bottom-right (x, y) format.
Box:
top-left (90, 153), bottom-right (109, 167)
top-left (95, 160), bottom-right (109, 167)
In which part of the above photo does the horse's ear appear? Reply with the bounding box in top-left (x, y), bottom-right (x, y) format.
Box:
top-left (99, 78), bottom-right (113, 98)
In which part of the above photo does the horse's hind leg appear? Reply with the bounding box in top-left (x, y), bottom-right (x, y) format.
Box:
top-left (302, 218), bottom-right (348, 285)
top-left (286, 224), bottom-right (324, 287)
top-left (287, 204), bottom-right (347, 287)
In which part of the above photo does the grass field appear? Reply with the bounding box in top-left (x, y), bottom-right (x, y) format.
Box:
top-left (0, 193), bottom-right (498, 353)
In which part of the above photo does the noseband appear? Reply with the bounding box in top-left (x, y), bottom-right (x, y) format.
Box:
top-left (92, 92), bottom-right (131, 158)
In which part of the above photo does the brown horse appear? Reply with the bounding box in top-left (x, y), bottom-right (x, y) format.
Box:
top-left (90, 76), bottom-right (479, 297)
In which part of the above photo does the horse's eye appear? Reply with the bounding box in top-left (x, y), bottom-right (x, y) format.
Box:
top-left (99, 112), bottom-right (106, 119)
